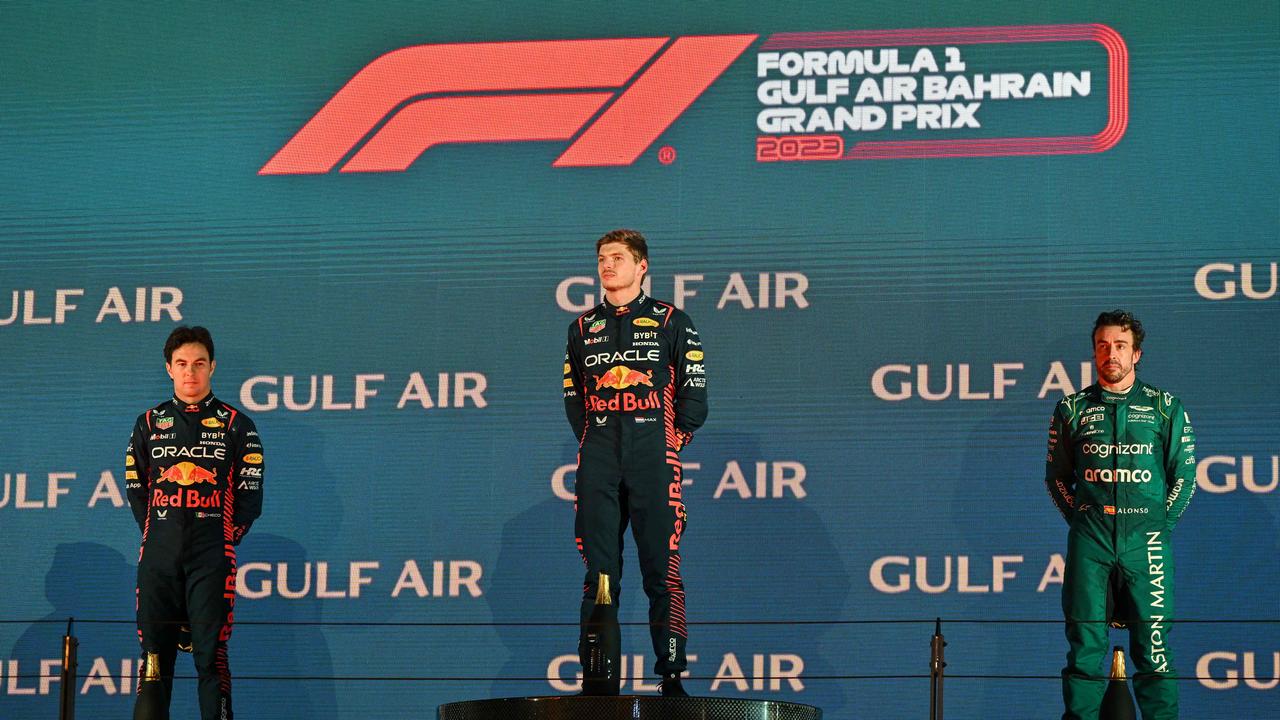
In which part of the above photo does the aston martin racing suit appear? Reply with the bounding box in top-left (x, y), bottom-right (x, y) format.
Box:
top-left (127, 394), bottom-right (264, 720)
top-left (1045, 380), bottom-right (1194, 720)
top-left (564, 291), bottom-right (707, 676)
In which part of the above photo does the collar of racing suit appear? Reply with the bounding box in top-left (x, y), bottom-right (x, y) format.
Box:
top-left (603, 290), bottom-right (648, 317)
top-left (173, 393), bottom-right (216, 412)
top-left (1089, 380), bottom-right (1142, 405)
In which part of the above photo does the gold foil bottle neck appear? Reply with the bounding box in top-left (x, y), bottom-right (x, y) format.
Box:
top-left (595, 573), bottom-right (613, 605)
top-left (1109, 647), bottom-right (1127, 680)
top-left (142, 652), bottom-right (162, 682)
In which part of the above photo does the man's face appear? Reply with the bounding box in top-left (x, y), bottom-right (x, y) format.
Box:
top-left (1093, 325), bottom-right (1141, 387)
top-left (597, 242), bottom-right (647, 295)
top-left (166, 342), bottom-right (215, 402)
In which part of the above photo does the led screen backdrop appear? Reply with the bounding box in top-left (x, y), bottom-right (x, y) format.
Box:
top-left (1, 2), bottom-right (1276, 718)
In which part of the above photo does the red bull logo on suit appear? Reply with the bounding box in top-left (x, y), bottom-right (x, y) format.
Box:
top-left (594, 365), bottom-right (655, 390)
top-left (586, 391), bottom-right (661, 413)
top-left (157, 461), bottom-right (218, 487)
top-left (152, 487), bottom-right (222, 510)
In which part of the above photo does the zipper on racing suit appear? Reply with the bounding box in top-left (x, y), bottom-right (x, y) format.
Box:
top-left (1108, 400), bottom-right (1118, 546)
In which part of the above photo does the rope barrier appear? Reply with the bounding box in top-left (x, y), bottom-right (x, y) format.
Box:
top-left (10, 673), bottom-right (1275, 682)
top-left (4, 617), bottom-right (1277, 626)
top-left (21, 611), bottom-right (1271, 720)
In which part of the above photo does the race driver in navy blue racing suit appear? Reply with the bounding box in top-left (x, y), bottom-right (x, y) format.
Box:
top-left (564, 230), bottom-right (707, 697)
top-left (127, 326), bottom-right (263, 720)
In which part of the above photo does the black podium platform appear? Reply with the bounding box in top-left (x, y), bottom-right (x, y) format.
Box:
top-left (438, 695), bottom-right (822, 720)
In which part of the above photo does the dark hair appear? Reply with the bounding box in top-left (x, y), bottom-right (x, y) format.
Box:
top-left (1092, 310), bottom-right (1145, 350)
top-left (164, 326), bottom-right (215, 362)
top-left (596, 229), bottom-right (648, 264)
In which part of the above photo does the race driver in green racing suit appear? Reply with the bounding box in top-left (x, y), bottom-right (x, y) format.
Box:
top-left (1045, 310), bottom-right (1195, 720)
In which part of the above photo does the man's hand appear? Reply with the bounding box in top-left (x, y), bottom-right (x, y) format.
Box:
top-left (674, 429), bottom-right (693, 452)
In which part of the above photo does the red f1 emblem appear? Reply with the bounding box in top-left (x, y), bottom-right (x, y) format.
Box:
top-left (260, 35), bottom-right (755, 174)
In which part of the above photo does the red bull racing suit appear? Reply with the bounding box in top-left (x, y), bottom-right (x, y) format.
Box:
top-left (126, 394), bottom-right (264, 720)
top-left (1045, 380), bottom-right (1194, 720)
top-left (564, 292), bottom-right (707, 677)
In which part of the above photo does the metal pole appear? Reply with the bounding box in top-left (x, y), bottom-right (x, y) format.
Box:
top-left (59, 617), bottom-right (78, 720)
top-left (929, 617), bottom-right (946, 720)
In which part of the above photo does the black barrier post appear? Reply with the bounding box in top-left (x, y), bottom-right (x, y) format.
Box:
top-left (60, 617), bottom-right (78, 720)
top-left (929, 617), bottom-right (946, 720)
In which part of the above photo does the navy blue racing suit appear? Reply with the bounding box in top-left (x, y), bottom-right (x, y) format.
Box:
top-left (564, 292), bottom-right (707, 676)
top-left (127, 394), bottom-right (263, 720)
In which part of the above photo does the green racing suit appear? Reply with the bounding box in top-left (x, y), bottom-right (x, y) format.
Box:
top-left (1045, 380), bottom-right (1195, 720)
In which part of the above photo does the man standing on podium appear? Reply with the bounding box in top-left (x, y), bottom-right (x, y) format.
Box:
top-left (564, 229), bottom-right (708, 696)
top-left (127, 326), bottom-right (265, 720)
top-left (1046, 310), bottom-right (1195, 720)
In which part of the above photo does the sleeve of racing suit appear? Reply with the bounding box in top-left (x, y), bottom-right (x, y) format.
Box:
top-left (1162, 396), bottom-right (1196, 530)
top-left (671, 312), bottom-right (707, 448)
top-left (564, 324), bottom-right (586, 442)
top-left (231, 415), bottom-right (264, 545)
top-left (1044, 400), bottom-right (1076, 523)
top-left (126, 416), bottom-right (151, 534)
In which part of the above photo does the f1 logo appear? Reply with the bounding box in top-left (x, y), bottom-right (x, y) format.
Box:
top-left (260, 35), bottom-right (756, 174)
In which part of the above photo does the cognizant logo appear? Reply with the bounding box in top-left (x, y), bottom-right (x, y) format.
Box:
top-left (260, 36), bottom-right (756, 173)
top-left (1082, 442), bottom-right (1153, 458)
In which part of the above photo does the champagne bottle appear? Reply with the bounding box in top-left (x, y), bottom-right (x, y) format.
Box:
top-left (582, 572), bottom-right (621, 696)
top-left (59, 619), bottom-right (78, 720)
top-left (133, 651), bottom-right (170, 720)
top-left (1100, 646), bottom-right (1137, 720)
